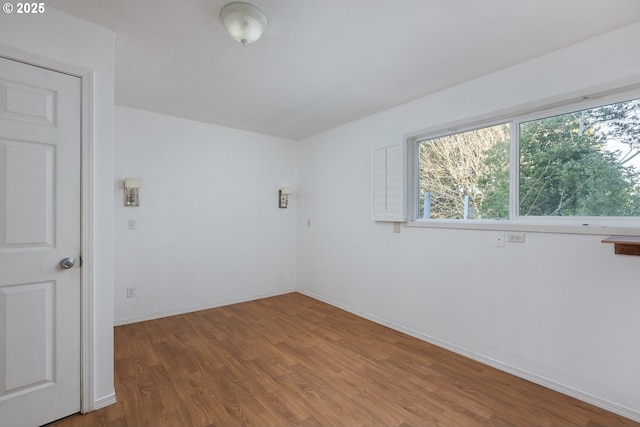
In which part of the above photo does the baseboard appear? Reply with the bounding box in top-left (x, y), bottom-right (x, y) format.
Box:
top-left (297, 289), bottom-right (640, 423)
top-left (90, 391), bottom-right (116, 412)
top-left (114, 288), bottom-right (296, 326)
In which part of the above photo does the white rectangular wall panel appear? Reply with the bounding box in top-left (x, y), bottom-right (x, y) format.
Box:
top-left (372, 144), bottom-right (406, 221)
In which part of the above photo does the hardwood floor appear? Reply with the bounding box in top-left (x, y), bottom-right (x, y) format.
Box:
top-left (52, 293), bottom-right (638, 427)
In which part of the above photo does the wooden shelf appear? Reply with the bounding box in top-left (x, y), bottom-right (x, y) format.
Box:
top-left (601, 236), bottom-right (640, 256)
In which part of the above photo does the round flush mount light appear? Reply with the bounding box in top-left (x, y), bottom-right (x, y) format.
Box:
top-left (220, 2), bottom-right (268, 46)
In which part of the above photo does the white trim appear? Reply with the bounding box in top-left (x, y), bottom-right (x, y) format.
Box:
top-left (404, 219), bottom-right (640, 236)
top-left (510, 120), bottom-right (519, 219)
top-left (114, 288), bottom-right (296, 326)
top-left (0, 45), bottom-right (97, 413)
top-left (297, 289), bottom-right (640, 423)
top-left (79, 70), bottom-right (96, 414)
top-left (92, 392), bottom-right (116, 411)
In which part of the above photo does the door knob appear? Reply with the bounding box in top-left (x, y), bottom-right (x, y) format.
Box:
top-left (59, 257), bottom-right (76, 269)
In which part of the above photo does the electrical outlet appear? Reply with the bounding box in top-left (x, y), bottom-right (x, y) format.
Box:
top-left (494, 232), bottom-right (505, 247)
top-left (507, 232), bottom-right (525, 243)
top-left (126, 287), bottom-right (136, 298)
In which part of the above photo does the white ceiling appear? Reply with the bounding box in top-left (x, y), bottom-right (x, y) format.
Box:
top-left (48, 0), bottom-right (640, 140)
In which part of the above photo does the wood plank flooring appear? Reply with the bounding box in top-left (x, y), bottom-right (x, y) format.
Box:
top-left (51, 292), bottom-right (639, 426)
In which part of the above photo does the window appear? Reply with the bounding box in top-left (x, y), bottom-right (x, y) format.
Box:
top-left (409, 90), bottom-right (640, 225)
top-left (417, 124), bottom-right (510, 220)
top-left (519, 100), bottom-right (640, 217)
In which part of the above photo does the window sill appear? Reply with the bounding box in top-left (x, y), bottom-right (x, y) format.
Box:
top-left (405, 219), bottom-right (640, 236)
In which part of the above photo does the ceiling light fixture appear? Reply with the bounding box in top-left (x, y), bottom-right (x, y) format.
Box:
top-left (220, 2), bottom-right (268, 46)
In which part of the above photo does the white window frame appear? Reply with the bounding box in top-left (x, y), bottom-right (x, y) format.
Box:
top-left (405, 85), bottom-right (640, 235)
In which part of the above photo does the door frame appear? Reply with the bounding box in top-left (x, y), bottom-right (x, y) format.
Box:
top-left (0, 45), bottom-right (97, 414)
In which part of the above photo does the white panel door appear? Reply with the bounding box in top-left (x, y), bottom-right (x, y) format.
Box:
top-left (0, 57), bottom-right (81, 426)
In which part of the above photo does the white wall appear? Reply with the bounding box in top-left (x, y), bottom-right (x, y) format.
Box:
top-left (0, 9), bottom-right (116, 409)
top-left (114, 107), bottom-right (297, 324)
top-left (297, 23), bottom-right (640, 421)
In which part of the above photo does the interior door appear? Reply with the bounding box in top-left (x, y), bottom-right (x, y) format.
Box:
top-left (0, 57), bottom-right (81, 426)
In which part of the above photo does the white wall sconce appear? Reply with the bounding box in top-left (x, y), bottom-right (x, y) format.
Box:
top-left (124, 178), bottom-right (141, 207)
top-left (279, 187), bottom-right (292, 208)
top-left (220, 2), bottom-right (268, 46)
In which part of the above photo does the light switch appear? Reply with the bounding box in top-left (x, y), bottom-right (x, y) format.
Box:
top-left (128, 219), bottom-right (136, 230)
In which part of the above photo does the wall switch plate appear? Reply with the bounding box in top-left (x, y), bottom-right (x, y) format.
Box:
top-left (128, 219), bottom-right (136, 230)
top-left (494, 232), bottom-right (505, 247)
top-left (507, 232), bottom-right (525, 243)
top-left (126, 287), bottom-right (136, 298)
